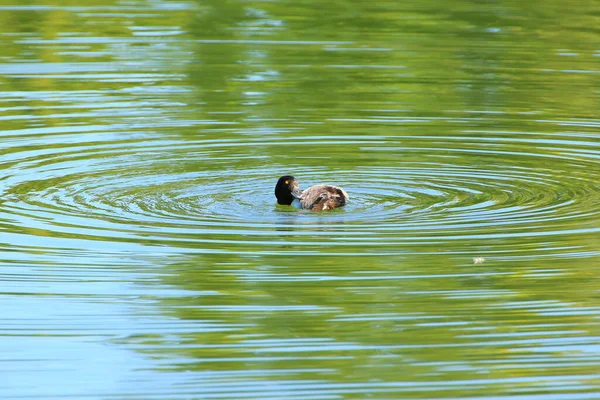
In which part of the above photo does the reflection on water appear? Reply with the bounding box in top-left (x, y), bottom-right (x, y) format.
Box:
top-left (1, 1), bottom-right (599, 399)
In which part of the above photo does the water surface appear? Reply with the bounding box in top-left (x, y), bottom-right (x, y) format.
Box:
top-left (1, 1), bottom-right (599, 399)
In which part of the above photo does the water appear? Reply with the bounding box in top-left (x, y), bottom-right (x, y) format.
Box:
top-left (1, 1), bottom-right (599, 399)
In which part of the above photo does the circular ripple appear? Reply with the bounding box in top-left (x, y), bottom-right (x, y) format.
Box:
top-left (2, 131), bottom-right (600, 255)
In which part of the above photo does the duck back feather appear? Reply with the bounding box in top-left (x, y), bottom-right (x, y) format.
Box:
top-left (296, 184), bottom-right (349, 211)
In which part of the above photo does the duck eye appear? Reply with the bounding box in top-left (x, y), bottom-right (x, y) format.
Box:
top-left (285, 180), bottom-right (289, 185)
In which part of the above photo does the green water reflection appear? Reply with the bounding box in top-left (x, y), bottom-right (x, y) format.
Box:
top-left (0, 1), bottom-right (599, 399)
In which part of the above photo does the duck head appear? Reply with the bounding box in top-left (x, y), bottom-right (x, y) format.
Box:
top-left (275, 175), bottom-right (300, 205)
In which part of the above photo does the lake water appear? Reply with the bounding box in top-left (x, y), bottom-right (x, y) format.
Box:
top-left (1, 1), bottom-right (599, 399)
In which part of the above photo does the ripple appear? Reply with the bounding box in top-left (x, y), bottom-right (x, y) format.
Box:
top-left (1, 127), bottom-right (600, 257)
top-left (2, 3), bottom-right (600, 400)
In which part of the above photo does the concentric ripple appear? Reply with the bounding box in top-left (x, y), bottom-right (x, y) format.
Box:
top-left (2, 2), bottom-right (600, 399)
top-left (2, 126), bottom-right (600, 256)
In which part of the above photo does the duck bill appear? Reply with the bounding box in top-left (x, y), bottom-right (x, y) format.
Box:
top-left (291, 187), bottom-right (303, 199)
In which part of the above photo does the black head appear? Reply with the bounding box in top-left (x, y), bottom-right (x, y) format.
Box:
top-left (275, 175), bottom-right (299, 205)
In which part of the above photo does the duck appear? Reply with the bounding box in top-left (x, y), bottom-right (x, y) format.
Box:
top-left (275, 175), bottom-right (349, 212)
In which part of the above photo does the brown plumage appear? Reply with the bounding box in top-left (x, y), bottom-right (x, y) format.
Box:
top-left (275, 176), bottom-right (349, 212)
